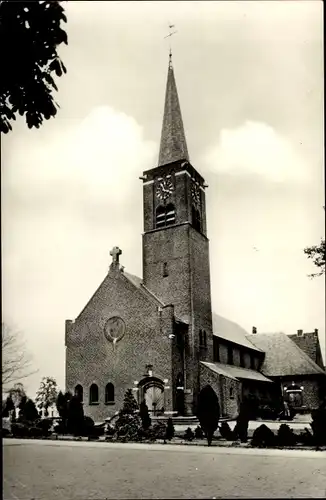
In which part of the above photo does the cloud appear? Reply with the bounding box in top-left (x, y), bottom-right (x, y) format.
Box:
top-left (204, 121), bottom-right (309, 183)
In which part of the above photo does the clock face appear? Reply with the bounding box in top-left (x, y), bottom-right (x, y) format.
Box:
top-left (104, 316), bottom-right (126, 344)
top-left (191, 183), bottom-right (201, 206)
top-left (156, 177), bottom-right (174, 201)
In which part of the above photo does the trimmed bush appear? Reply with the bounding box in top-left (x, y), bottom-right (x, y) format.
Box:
top-left (219, 422), bottom-right (234, 441)
top-left (297, 428), bottom-right (314, 446)
top-left (251, 424), bottom-right (276, 448)
top-left (165, 418), bottom-right (175, 440)
top-left (184, 427), bottom-right (195, 441)
top-left (197, 385), bottom-right (220, 446)
top-left (36, 418), bottom-right (53, 435)
top-left (194, 425), bottom-right (204, 440)
top-left (115, 389), bottom-right (141, 441)
top-left (139, 400), bottom-right (151, 431)
top-left (277, 424), bottom-right (297, 447)
top-left (29, 426), bottom-right (43, 438)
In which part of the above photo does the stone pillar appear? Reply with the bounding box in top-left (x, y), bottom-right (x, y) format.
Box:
top-left (184, 389), bottom-right (193, 416)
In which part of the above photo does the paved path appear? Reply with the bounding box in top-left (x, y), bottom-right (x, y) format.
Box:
top-left (4, 438), bottom-right (326, 499)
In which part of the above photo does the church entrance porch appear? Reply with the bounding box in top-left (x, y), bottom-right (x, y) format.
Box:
top-left (138, 377), bottom-right (166, 416)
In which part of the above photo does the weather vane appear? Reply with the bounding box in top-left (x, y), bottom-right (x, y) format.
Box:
top-left (164, 23), bottom-right (177, 67)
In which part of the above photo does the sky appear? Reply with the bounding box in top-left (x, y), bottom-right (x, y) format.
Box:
top-left (2, 1), bottom-right (324, 398)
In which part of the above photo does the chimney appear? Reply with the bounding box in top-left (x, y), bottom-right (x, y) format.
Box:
top-left (297, 329), bottom-right (303, 336)
top-left (314, 328), bottom-right (318, 334)
top-left (252, 326), bottom-right (257, 334)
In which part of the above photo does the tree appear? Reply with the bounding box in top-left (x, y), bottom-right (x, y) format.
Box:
top-left (67, 395), bottom-right (84, 436)
top-left (304, 238), bottom-right (325, 278)
top-left (115, 389), bottom-right (141, 440)
top-left (56, 390), bottom-right (71, 429)
top-left (139, 400), bottom-right (151, 430)
top-left (0, 0), bottom-right (68, 133)
top-left (2, 395), bottom-right (15, 417)
top-left (196, 385), bottom-right (220, 446)
top-left (2, 323), bottom-right (38, 389)
top-left (19, 398), bottom-right (39, 423)
top-left (35, 376), bottom-right (58, 417)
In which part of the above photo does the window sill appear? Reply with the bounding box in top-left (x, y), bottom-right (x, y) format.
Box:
top-left (89, 402), bottom-right (99, 406)
top-left (105, 402), bottom-right (115, 405)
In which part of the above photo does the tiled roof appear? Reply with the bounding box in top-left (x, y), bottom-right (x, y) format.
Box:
top-left (212, 313), bottom-right (262, 352)
top-left (246, 332), bottom-right (326, 377)
top-left (158, 59), bottom-right (189, 166)
top-left (201, 361), bottom-right (274, 383)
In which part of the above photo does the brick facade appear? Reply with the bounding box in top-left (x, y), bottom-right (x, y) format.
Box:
top-left (199, 364), bottom-right (240, 419)
top-left (288, 331), bottom-right (324, 370)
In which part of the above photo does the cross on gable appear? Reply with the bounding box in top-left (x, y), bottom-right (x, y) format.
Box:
top-left (110, 246), bottom-right (122, 264)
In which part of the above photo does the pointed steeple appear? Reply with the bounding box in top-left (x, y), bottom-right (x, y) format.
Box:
top-left (158, 53), bottom-right (189, 167)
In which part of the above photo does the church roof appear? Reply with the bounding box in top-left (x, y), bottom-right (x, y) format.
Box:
top-left (200, 362), bottom-right (274, 383)
top-left (158, 55), bottom-right (189, 167)
top-left (212, 313), bottom-right (262, 352)
top-left (246, 332), bottom-right (326, 377)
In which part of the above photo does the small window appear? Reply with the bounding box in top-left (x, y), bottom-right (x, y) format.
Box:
top-left (89, 383), bottom-right (99, 405)
top-left (227, 346), bottom-right (233, 365)
top-left (230, 387), bottom-right (234, 399)
top-left (213, 338), bottom-right (220, 362)
top-left (75, 384), bottom-right (83, 402)
top-left (163, 262), bottom-right (168, 277)
top-left (105, 383), bottom-right (115, 404)
top-left (203, 330), bottom-right (207, 347)
top-left (156, 204), bottom-right (176, 229)
top-left (199, 329), bottom-right (203, 346)
top-left (192, 206), bottom-right (201, 232)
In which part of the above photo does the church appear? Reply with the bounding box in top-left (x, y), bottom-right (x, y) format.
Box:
top-left (65, 54), bottom-right (325, 422)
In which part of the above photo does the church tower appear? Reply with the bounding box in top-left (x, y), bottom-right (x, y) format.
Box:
top-left (141, 54), bottom-right (213, 413)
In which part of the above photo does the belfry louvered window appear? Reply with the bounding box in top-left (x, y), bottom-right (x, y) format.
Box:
top-left (156, 204), bottom-right (176, 228)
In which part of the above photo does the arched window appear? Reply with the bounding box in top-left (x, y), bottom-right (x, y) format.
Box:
top-left (75, 384), bottom-right (83, 402)
top-left (203, 330), bottom-right (207, 347)
top-left (105, 383), bottom-right (115, 404)
top-left (192, 206), bottom-right (201, 232)
top-left (89, 383), bottom-right (99, 405)
top-left (155, 204), bottom-right (176, 228)
top-left (199, 329), bottom-right (203, 346)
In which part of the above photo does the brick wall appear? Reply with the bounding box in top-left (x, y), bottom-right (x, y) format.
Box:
top-left (199, 364), bottom-right (240, 419)
top-left (288, 332), bottom-right (325, 370)
top-left (65, 267), bottom-right (175, 421)
top-left (281, 376), bottom-right (325, 411)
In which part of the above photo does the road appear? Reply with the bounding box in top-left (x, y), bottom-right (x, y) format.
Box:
top-left (3, 439), bottom-right (326, 499)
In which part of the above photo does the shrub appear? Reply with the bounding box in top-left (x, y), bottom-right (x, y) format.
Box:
top-left (219, 422), bottom-right (234, 441)
top-left (310, 406), bottom-right (326, 447)
top-left (152, 421), bottom-right (167, 441)
top-left (29, 426), bottom-right (43, 438)
top-left (251, 424), bottom-right (276, 448)
top-left (139, 400), bottom-right (151, 431)
top-left (277, 424), bottom-right (297, 447)
top-left (197, 385), bottom-right (220, 446)
top-left (165, 418), bottom-right (175, 440)
top-left (20, 399), bottom-right (39, 423)
top-left (298, 428), bottom-right (314, 446)
top-left (184, 427), bottom-right (195, 441)
top-left (82, 416), bottom-right (95, 436)
top-left (11, 423), bottom-right (29, 438)
top-left (194, 425), bottom-right (204, 439)
top-left (105, 424), bottom-right (115, 436)
top-left (35, 418), bottom-right (53, 436)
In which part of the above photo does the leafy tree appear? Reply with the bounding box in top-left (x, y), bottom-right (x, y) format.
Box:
top-left (0, 0), bottom-right (68, 133)
top-left (196, 385), bottom-right (220, 446)
top-left (2, 323), bottom-right (37, 389)
top-left (304, 238), bottom-right (325, 278)
top-left (139, 400), bottom-right (151, 430)
top-left (35, 376), bottom-right (58, 417)
top-left (67, 395), bottom-right (84, 436)
top-left (8, 382), bottom-right (26, 408)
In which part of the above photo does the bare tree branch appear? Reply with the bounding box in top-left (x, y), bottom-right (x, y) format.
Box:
top-left (1, 322), bottom-right (38, 390)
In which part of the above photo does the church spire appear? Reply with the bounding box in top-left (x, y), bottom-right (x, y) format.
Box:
top-left (158, 53), bottom-right (189, 167)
